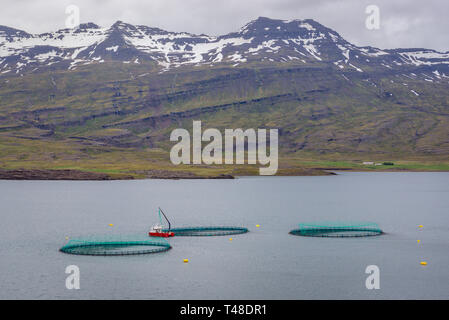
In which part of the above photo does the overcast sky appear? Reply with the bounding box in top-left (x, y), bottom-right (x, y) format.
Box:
top-left (2, 0), bottom-right (448, 51)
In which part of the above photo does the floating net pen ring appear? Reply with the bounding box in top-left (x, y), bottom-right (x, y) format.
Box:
top-left (164, 226), bottom-right (249, 237)
top-left (289, 222), bottom-right (383, 238)
top-left (60, 236), bottom-right (172, 256)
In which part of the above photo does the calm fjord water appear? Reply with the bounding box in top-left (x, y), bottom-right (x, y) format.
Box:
top-left (0, 172), bottom-right (448, 299)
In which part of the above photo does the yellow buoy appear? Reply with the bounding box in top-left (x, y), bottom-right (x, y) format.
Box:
top-left (109, 224), bottom-right (114, 227)
top-left (420, 261), bottom-right (427, 265)
top-left (256, 224), bottom-right (260, 228)
top-left (183, 259), bottom-right (189, 263)
top-left (417, 240), bottom-right (421, 244)
top-left (418, 225), bottom-right (423, 228)
top-left (229, 238), bottom-right (233, 241)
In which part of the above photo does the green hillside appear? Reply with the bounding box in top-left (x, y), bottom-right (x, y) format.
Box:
top-left (0, 61), bottom-right (448, 177)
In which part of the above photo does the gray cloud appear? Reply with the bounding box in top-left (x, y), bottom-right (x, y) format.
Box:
top-left (2, 0), bottom-right (448, 51)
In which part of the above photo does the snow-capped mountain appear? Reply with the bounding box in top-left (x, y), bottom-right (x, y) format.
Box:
top-left (1, 17), bottom-right (449, 77)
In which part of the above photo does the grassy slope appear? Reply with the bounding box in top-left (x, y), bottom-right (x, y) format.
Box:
top-left (0, 61), bottom-right (448, 177)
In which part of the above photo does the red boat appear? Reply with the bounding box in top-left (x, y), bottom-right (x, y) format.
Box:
top-left (149, 231), bottom-right (174, 237)
top-left (149, 207), bottom-right (175, 238)
top-left (149, 225), bottom-right (174, 237)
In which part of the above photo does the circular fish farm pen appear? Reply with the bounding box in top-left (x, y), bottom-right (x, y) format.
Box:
top-left (289, 222), bottom-right (383, 238)
top-left (59, 234), bottom-right (172, 256)
top-left (164, 226), bottom-right (249, 237)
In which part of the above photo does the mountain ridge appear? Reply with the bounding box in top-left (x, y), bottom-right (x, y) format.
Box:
top-left (0, 17), bottom-right (448, 176)
top-left (1, 17), bottom-right (448, 76)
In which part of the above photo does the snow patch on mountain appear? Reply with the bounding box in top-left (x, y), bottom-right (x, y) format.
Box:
top-left (0, 17), bottom-right (448, 75)
top-left (397, 50), bottom-right (449, 66)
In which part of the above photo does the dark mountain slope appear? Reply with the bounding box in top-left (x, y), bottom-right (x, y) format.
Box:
top-left (0, 17), bottom-right (448, 174)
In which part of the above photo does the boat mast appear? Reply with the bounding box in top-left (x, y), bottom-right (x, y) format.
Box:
top-left (158, 207), bottom-right (171, 231)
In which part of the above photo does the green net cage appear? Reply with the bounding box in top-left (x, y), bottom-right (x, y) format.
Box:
top-left (163, 226), bottom-right (249, 237)
top-left (289, 221), bottom-right (383, 238)
top-left (60, 234), bottom-right (172, 256)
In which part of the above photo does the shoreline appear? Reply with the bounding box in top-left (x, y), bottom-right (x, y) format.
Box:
top-left (0, 167), bottom-right (447, 181)
top-left (0, 168), bottom-right (333, 180)
top-left (0, 169), bottom-right (134, 181)
top-left (0, 169), bottom-right (235, 180)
